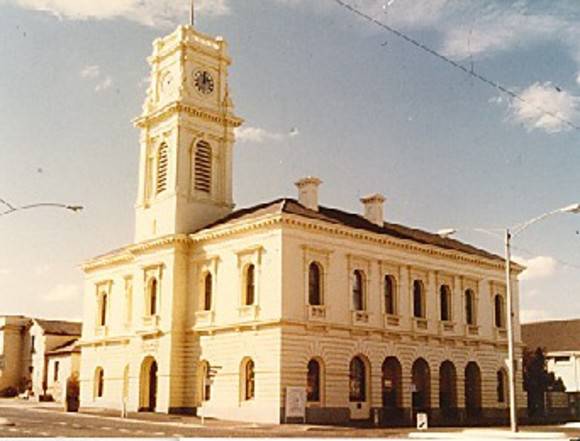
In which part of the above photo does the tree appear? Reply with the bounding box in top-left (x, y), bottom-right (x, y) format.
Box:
top-left (523, 347), bottom-right (566, 417)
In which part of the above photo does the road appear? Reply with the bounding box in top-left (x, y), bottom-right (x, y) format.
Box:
top-left (1, 400), bottom-right (579, 438)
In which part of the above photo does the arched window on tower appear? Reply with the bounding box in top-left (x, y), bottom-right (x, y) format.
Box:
top-left (156, 143), bottom-right (168, 194)
top-left (194, 141), bottom-right (212, 193)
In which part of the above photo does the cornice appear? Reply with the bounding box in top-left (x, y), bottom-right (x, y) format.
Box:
top-left (190, 318), bottom-right (524, 349)
top-left (191, 212), bottom-right (520, 274)
top-left (82, 234), bottom-right (192, 273)
top-left (134, 101), bottom-right (243, 129)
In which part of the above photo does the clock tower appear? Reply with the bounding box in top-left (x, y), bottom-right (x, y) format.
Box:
top-left (134, 25), bottom-right (243, 242)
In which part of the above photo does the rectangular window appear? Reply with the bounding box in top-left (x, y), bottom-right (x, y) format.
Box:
top-left (554, 356), bottom-right (570, 364)
top-left (54, 361), bottom-right (60, 381)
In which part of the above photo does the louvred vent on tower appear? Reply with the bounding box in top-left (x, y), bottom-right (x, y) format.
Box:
top-left (194, 141), bottom-right (212, 193)
top-left (156, 143), bottom-right (169, 194)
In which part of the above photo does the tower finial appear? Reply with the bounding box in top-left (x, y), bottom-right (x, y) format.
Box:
top-left (190, 0), bottom-right (195, 27)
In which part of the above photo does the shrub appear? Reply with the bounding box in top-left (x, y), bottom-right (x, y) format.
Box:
top-left (0, 386), bottom-right (18, 398)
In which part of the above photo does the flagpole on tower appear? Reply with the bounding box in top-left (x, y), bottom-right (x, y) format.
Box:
top-left (190, 0), bottom-right (195, 27)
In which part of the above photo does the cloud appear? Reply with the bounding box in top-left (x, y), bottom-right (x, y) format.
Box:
top-left (95, 76), bottom-right (113, 92)
top-left (80, 65), bottom-right (113, 93)
top-left (234, 126), bottom-right (299, 144)
top-left (42, 283), bottom-right (80, 303)
top-left (11, 0), bottom-right (230, 28)
top-left (505, 82), bottom-right (580, 133)
top-left (514, 255), bottom-right (558, 281)
top-left (80, 65), bottom-right (100, 79)
top-left (576, 73), bottom-right (580, 86)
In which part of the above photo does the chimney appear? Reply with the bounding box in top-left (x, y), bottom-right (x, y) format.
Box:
top-left (360, 193), bottom-right (386, 226)
top-left (295, 177), bottom-right (322, 211)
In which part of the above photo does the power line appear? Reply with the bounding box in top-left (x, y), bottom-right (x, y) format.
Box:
top-left (332, 0), bottom-right (580, 132)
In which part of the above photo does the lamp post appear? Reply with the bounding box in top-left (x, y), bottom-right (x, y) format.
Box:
top-left (438, 203), bottom-right (580, 433)
top-left (0, 201), bottom-right (83, 217)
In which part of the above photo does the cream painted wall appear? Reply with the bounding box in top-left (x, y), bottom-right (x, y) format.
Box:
top-left (46, 351), bottom-right (80, 403)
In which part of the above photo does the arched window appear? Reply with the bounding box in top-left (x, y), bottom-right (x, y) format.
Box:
top-left (465, 289), bottom-right (475, 325)
top-left (494, 295), bottom-right (505, 328)
top-left (440, 285), bottom-right (451, 321)
top-left (307, 359), bottom-right (321, 402)
top-left (148, 278), bottom-right (158, 316)
top-left (200, 361), bottom-right (211, 401)
top-left (98, 293), bottom-right (108, 326)
top-left (413, 280), bottom-right (425, 318)
top-left (241, 358), bottom-right (255, 401)
top-left (497, 369), bottom-right (507, 403)
top-left (349, 356), bottom-right (367, 402)
top-left (94, 367), bottom-right (104, 398)
top-left (352, 270), bottom-right (365, 311)
top-left (204, 273), bottom-right (212, 311)
top-left (244, 265), bottom-right (255, 306)
top-left (156, 143), bottom-right (168, 194)
top-left (384, 275), bottom-right (396, 315)
top-left (308, 262), bottom-right (322, 306)
top-left (194, 141), bottom-right (212, 193)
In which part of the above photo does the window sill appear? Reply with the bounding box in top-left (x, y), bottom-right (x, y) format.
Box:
top-left (351, 310), bottom-right (370, 325)
top-left (412, 317), bottom-right (428, 331)
top-left (238, 305), bottom-right (260, 321)
top-left (383, 314), bottom-right (400, 327)
top-left (194, 310), bottom-right (215, 328)
top-left (307, 305), bottom-right (327, 321)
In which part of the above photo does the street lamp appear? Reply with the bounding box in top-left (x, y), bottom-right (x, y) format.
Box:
top-left (438, 203), bottom-right (580, 433)
top-left (0, 201), bottom-right (83, 217)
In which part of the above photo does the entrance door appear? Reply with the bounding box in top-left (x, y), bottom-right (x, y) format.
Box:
top-left (148, 361), bottom-right (158, 411)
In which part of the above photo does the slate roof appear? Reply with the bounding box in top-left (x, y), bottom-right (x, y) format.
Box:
top-left (521, 319), bottom-right (580, 353)
top-left (34, 319), bottom-right (82, 336)
top-left (46, 338), bottom-right (80, 355)
top-left (201, 198), bottom-right (507, 264)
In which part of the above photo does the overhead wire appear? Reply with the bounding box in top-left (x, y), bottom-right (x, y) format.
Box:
top-left (332, 0), bottom-right (580, 132)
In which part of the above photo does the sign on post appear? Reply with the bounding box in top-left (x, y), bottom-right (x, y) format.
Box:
top-left (416, 412), bottom-right (428, 430)
top-left (285, 387), bottom-right (306, 423)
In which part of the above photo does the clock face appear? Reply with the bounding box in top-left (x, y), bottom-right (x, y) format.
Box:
top-left (194, 70), bottom-right (215, 95)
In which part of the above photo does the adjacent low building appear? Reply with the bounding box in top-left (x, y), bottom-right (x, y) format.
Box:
top-left (522, 319), bottom-right (580, 416)
top-left (0, 315), bottom-right (81, 400)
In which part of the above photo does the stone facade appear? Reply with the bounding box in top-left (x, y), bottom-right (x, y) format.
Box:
top-left (78, 23), bottom-right (525, 425)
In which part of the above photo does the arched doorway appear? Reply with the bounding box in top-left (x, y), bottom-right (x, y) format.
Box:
top-left (382, 357), bottom-right (402, 408)
top-left (382, 357), bottom-right (403, 424)
top-left (348, 355), bottom-right (370, 420)
top-left (465, 362), bottom-right (482, 418)
top-left (412, 358), bottom-right (431, 411)
top-left (439, 361), bottom-right (457, 420)
top-left (139, 357), bottom-right (158, 412)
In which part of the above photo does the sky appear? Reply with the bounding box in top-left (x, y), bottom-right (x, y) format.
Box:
top-left (0, 0), bottom-right (579, 323)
